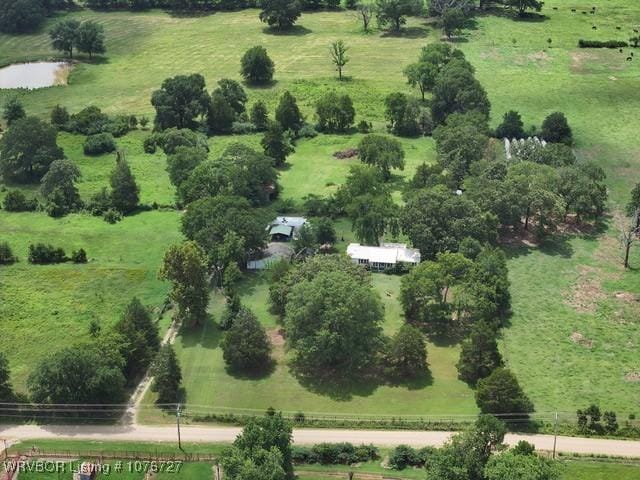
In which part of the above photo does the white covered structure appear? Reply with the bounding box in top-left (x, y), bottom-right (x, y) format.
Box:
top-left (346, 243), bottom-right (421, 272)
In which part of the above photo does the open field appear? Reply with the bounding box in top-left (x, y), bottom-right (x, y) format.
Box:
top-left (1, 0), bottom-right (640, 418)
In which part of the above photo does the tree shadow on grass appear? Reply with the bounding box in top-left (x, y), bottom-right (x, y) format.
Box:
top-left (478, 7), bottom-right (548, 23)
top-left (166, 9), bottom-right (216, 18)
top-left (262, 25), bottom-right (313, 36)
top-left (293, 369), bottom-right (380, 401)
top-left (538, 234), bottom-right (574, 258)
top-left (385, 369), bottom-right (433, 390)
top-left (179, 316), bottom-right (221, 350)
top-left (225, 359), bottom-right (276, 381)
top-left (380, 26), bottom-right (429, 39)
top-left (243, 79), bottom-right (279, 90)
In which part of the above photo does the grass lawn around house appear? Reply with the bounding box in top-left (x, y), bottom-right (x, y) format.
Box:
top-left (139, 272), bottom-right (477, 423)
top-left (1, 0), bottom-right (640, 420)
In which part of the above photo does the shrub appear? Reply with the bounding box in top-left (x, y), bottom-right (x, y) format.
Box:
top-left (388, 445), bottom-right (420, 470)
top-left (298, 123), bottom-right (318, 138)
top-left (315, 92), bottom-right (356, 133)
top-left (108, 115), bottom-right (132, 138)
top-left (578, 39), bottom-right (628, 48)
top-left (540, 111), bottom-right (573, 145)
top-left (357, 120), bottom-right (372, 133)
top-left (512, 440), bottom-right (536, 456)
top-left (291, 446), bottom-right (317, 464)
top-left (310, 443), bottom-right (378, 465)
top-left (143, 135), bottom-right (157, 154)
top-left (28, 243), bottom-right (67, 264)
top-left (50, 105), bottom-right (70, 128)
top-left (103, 208), bottom-right (122, 224)
top-left (67, 106), bottom-right (110, 135)
top-left (83, 132), bottom-right (117, 155)
top-left (3, 190), bottom-right (37, 212)
top-left (71, 248), bottom-right (88, 264)
top-left (0, 242), bottom-right (17, 265)
top-left (86, 187), bottom-right (112, 216)
top-left (231, 121), bottom-right (256, 134)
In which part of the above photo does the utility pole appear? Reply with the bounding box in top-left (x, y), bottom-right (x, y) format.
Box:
top-left (176, 404), bottom-right (182, 451)
top-left (552, 411), bottom-right (558, 459)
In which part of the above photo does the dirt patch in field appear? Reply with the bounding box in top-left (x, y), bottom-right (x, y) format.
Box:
top-left (614, 291), bottom-right (638, 303)
top-left (570, 50), bottom-right (626, 74)
top-left (624, 371), bottom-right (640, 383)
top-left (268, 328), bottom-right (285, 347)
top-left (268, 328), bottom-right (286, 361)
top-left (564, 265), bottom-right (606, 313)
top-left (334, 148), bottom-right (358, 159)
top-left (479, 48), bottom-right (503, 61)
top-left (557, 215), bottom-right (599, 236)
top-left (570, 332), bottom-right (593, 348)
top-left (527, 51), bottom-right (550, 63)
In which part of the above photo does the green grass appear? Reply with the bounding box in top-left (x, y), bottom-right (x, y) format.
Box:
top-left (0, 209), bottom-right (182, 392)
top-left (139, 273), bottom-right (476, 422)
top-left (7, 438), bottom-right (226, 455)
top-left (2, 0), bottom-right (640, 418)
top-left (561, 459), bottom-right (640, 479)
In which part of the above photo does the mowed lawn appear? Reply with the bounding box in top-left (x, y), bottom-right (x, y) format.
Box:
top-left (140, 273), bottom-right (477, 421)
top-left (2, 0), bottom-right (640, 417)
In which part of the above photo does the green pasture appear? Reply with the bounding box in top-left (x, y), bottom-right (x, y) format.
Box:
top-left (1, 0), bottom-right (640, 417)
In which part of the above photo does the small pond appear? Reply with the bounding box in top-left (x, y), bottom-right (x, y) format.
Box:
top-left (0, 62), bottom-right (71, 89)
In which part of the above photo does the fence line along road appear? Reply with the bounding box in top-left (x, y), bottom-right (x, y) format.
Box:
top-left (0, 424), bottom-right (639, 457)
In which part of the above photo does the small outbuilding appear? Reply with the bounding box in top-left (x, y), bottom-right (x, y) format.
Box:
top-left (346, 243), bottom-right (421, 272)
top-left (267, 216), bottom-right (307, 242)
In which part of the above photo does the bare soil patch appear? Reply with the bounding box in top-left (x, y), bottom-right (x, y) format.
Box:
top-left (564, 265), bottom-right (606, 313)
top-left (334, 148), bottom-right (358, 159)
top-left (570, 331), bottom-right (594, 348)
top-left (268, 328), bottom-right (286, 361)
top-left (624, 371), bottom-right (640, 383)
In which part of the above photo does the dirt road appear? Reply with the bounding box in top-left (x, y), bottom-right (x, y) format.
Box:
top-left (0, 424), bottom-right (638, 457)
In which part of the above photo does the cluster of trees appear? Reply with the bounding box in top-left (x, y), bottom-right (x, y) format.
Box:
top-left (25, 296), bottom-right (182, 409)
top-left (150, 72), bottom-right (307, 168)
top-left (0, 107), bottom-right (140, 220)
top-left (400, 247), bottom-right (509, 337)
top-left (0, 0), bottom-right (73, 34)
top-left (335, 165), bottom-right (399, 246)
top-left (0, 242), bottom-right (18, 265)
top-left (85, 151), bottom-right (141, 222)
top-left (28, 243), bottom-right (87, 264)
top-left (292, 442), bottom-right (378, 465)
top-left (49, 19), bottom-right (106, 59)
top-left (576, 405), bottom-right (619, 435)
top-left (52, 104), bottom-right (142, 138)
top-left (221, 410), bottom-right (295, 480)
top-left (424, 415), bottom-right (559, 480)
top-left (269, 255), bottom-right (428, 382)
top-left (150, 71), bottom-right (281, 135)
